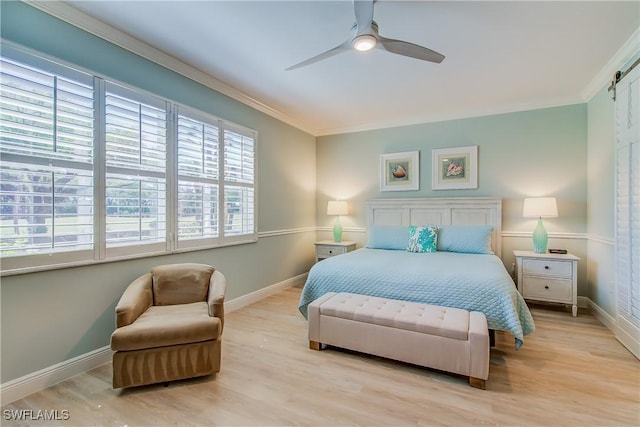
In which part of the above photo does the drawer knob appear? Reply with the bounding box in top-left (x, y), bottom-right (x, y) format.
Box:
top-left (544, 266), bottom-right (550, 270)
top-left (329, 250), bottom-right (333, 254)
top-left (544, 285), bottom-right (549, 289)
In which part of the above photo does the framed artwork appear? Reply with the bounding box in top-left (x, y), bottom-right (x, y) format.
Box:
top-left (380, 151), bottom-right (419, 191)
top-left (431, 145), bottom-right (478, 190)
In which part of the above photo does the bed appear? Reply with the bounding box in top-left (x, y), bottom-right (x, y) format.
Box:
top-left (299, 197), bottom-right (535, 349)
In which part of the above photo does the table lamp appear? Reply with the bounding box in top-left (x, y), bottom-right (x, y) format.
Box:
top-left (523, 197), bottom-right (558, 254)
top-left (327, 200), bottom-right (348, 242)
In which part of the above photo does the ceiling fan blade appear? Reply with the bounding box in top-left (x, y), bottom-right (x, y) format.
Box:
top-left (353, 0), bottom-right (374, 36)
top-left (377, 36), bottom-right (445, 64)
top-left (286, 41), bottom-right (350, 71)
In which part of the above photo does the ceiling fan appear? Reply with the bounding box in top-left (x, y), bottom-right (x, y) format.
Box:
top-left (286, 0), bottom-right (445, 71)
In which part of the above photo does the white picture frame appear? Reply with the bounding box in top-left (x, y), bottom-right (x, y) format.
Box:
top-left (431, 145), bottom-right (478, 190)
top-left (380, 151), bottom-right (419, 192)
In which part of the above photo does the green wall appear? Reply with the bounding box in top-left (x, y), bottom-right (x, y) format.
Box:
top-left (316, 104), bottom-right (589, 289)
top-left (0, 1), bottom-right (317, 383)
top-left (586, 86), bottom-right (616, 315)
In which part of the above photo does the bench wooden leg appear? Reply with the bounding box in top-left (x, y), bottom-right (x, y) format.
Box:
top-left (309, 340), bottom-right (321, 351)
top-left (469, 377), bottom-right (486, 389)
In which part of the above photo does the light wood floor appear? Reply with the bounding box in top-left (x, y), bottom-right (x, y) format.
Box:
top-left (3, 286), bottom-right (639, 426)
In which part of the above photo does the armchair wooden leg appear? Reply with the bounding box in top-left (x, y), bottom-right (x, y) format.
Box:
top-left (309, 340), bottom-right (321, 351)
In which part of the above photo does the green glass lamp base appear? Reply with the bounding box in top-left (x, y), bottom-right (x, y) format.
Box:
top-left (532, 219), bottom-right (548, 254)
top-left (333, 216), bottom-right (343, 242)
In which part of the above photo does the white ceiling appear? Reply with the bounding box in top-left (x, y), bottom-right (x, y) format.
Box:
top-left (54, 1), bottom-right (639, 135)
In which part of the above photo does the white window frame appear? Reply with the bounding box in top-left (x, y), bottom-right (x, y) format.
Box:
top-left (175, 105), bottom-right (221, 250)
top-left (0, 46), bottom-right (97, 271)
top-left (173, 105), bottom-right (258, 250)
top-left (103, 81), bottom-right (170, 259)
top-left (0, 43), bottom-right (257, 275)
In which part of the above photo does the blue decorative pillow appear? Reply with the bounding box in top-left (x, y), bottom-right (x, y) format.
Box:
top-left (366, 225), bottom-right (410, 250)
top-left (406, 225), bottom-right (438, 253)
top-left (437, 225), bottom-right (494, 254)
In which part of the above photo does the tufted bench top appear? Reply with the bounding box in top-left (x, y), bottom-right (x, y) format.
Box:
top-left (318, 292), bottom-right (470, 341)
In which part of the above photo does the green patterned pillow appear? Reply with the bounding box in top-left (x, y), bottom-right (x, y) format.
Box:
top-left (407, 225), bottom-right (438, 253)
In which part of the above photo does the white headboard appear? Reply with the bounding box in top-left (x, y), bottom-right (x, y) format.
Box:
top-left (365, 197), bottom-right (503, 257)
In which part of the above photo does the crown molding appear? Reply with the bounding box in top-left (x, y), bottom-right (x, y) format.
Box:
top-left (316, 96), bottom-right (583, 136)
top-left (582, 27), bottom-right (640, 102)
top-left (22, 0), bottom-right (317, 136)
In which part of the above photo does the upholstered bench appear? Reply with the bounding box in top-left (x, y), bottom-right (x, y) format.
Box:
top-left (307, 292), bottom-right (490, 389)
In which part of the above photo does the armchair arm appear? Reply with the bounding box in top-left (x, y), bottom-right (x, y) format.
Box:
top-left (207, 270), bottom-right (227, 329)
top-left (115, 273), bottom-right (153, 328)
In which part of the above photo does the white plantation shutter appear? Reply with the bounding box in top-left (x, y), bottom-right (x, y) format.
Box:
top-left (104, 83), bottom-right (167, 254)
top-left (632, 141), bottom-right (640, 320)
top-left (0, 47), bottom-right (257, 273)
top-left (176, 107), bottom-right (219, 247)
top-left (615, 64), bottom-right (640, 358)
top-left (0, 56), bottom-right (94, 263)
top-left (223, 126), bottom-right (255, 239)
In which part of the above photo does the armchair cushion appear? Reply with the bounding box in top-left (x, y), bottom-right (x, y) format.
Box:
top-left (111, 302), bottom-right (221, 352)
top-left (151, 263), bottom-right (214, 306)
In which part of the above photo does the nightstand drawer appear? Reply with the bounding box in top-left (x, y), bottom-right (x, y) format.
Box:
top-left (316, 245), bottom-right (347, 258)
top-left (522, 259), bottom-right (572, 278)
top-left (523, 277), bottom-right (572, 302)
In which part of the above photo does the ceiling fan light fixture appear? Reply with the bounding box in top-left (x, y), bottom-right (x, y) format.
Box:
top-left (285, 1), bottom-right (445, 70)
top-left (353, 34), bottom-right (376, 51)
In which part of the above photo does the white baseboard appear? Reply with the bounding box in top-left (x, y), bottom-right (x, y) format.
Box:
top-left (0, 272), bottom-right (308, 405)
top-left (1, 345), bottom-right (112, 405)
top-left (583, 297), bottom-right (638, 359)
top-left (224, 273), bottom-right (307, 313)
top-left (616, 315), bottom-right (640, 360)
top-left (577, 296), bottom-right (589, 309)
top-left (583, 297), bottom-right (616, 331)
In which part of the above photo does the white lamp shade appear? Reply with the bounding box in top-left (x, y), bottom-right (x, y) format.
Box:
top-left (523, 197), bottom-right (558, 218)
top-left (327, 200), bottom-right (348, 216)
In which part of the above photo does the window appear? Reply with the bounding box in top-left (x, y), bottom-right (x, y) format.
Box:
top-left (0, 56), bottom-right (95, 268)
top-left (223, 127), bottom-right (255, 238)
top-left (175, 107), bottom-right (257, 249)
top-left (176, 107), bottom-right (219, 248)
top-left (104, 83), bottom-right (168, 256)
top-left (0, 46), bottom-right (257, 273)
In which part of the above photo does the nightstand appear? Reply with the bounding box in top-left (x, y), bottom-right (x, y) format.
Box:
top-left (514, 250), bottom-right (580, 317)
top-left (315, 240), bottom-right (356, 262)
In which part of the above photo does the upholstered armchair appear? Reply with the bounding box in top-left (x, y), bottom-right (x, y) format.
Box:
top-left (110, 263), bottom-right (226, 389)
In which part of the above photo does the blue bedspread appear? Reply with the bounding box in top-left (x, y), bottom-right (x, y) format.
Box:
top-left (299, 248), bottom-right (535, 348)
